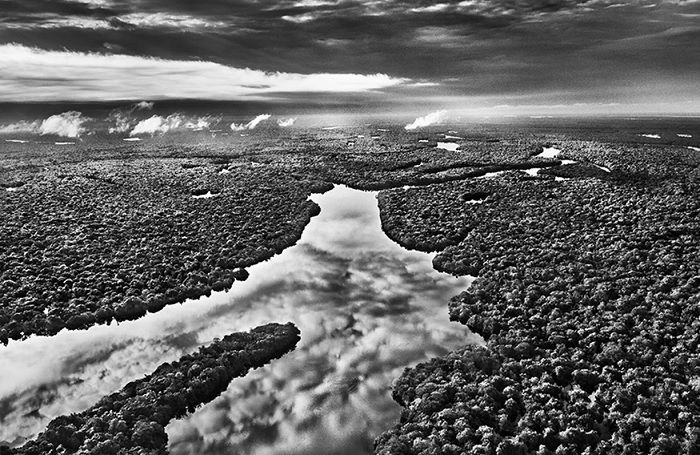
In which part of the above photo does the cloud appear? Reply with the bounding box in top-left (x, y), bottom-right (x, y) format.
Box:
top-left (404, 110), bottom-right (448, 130)
top-left (129, 114), bottom-right (183, 136)
top-left (107, 111), bottom-right (132, 134)
top-left (115, 13), bottom-right (229, 30)
top-left (0, 45), bottom-right (407, 102)
top-left (39, 111), bottom-right (89, 138)
top-left (410, 3), bottom-right (452, 13)
top-left (1, 11), bottom-right (230, 31)
top-left (107, 101), bottom-right (154, 133)
top-left (0, 120), bottom-right (40, 134)
top-left (72, 0), bottom-right (115, 6)
top-left (134, 101), bottom-right (154, 110)
top-left (246, 114), bottom-right (271, 129)
top-left (0, 112), bottom-right (89, 137)
top-left (184, 115), bottom-right (221, 131)
top-left (230, 114), bottom-right (272, 131)
top-left (282, 13), bottom-right (319, 23)
top-left (0, 1), bottom-right (696, 114)
top-left (277, 117), bottom-right (297, 127)
top-left (3, 17), bottom-right (108, 30)
top-left (126, 113), bottom-right (220, 135)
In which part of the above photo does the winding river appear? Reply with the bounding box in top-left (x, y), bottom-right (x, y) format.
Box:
top-left (0, 185), bottom-right (479, 454)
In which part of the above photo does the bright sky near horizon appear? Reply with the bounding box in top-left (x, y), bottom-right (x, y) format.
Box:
top-left (0, 0), bottom-right (698, 115)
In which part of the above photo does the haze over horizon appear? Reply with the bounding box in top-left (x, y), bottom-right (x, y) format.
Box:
top-left (1, 0), bottom-right (699, 116)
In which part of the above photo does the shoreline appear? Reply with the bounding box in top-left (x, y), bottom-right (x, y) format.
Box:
top-left (4, 323), bottom-right (301, 454)
top-left (373, 147), bottom-right (698, 453)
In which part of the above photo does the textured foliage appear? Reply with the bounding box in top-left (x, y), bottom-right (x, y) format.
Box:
top-left (2, 323), bottom-right (300, 455)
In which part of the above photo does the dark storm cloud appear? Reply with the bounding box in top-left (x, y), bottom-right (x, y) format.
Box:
top-left (0, 0), bottom-right (118, 18)
top-left (0, 0), bottom-right (698, 110)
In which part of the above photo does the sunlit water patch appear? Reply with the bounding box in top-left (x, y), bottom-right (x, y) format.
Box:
top-left (476, 170), bottom-right (507, 179)
top-left (192, 191), bottom-right (219, 199)
top-left (436, 142), bottom-right (459, 151)
top-left (0, 185), bottom-right (477, 453)
top-left (535, 146), bottom-right (561, 158)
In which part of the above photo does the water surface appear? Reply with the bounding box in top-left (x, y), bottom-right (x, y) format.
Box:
top-left (0, 185), bottom-right (478, 453)
top-left (436, 142), bottom-right (459, 151)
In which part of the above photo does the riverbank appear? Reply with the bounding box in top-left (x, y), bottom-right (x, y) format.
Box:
top-left (374, 143), bottom-right (699, 454)
top-left (0, 185), bottom-right (476, 453)
top-left (3, 323), bottom-right (300, 455)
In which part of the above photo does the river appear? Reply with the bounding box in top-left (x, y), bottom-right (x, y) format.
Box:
top-left (0, 185), bottom-right (479, 454)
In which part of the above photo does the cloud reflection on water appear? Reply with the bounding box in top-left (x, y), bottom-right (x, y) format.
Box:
top-left (0, 185), bottom-right (477, 453)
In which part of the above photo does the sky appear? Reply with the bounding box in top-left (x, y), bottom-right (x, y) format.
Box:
top-left (0, 0), bottom-right (699, 116)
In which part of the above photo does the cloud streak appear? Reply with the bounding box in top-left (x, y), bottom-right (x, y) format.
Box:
top-left (230, 114), bottom-right (272, 131)
top-left (0, 45), bottom-right (407, 102)
top-left (404, 110), bottom-right (448, 130)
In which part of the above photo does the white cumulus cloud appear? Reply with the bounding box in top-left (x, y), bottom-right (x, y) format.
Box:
top-left (0, 112), bottom-right (89, 137)
top-left (230, 114), bottom-right (272, 131)
top-left (108, 112), bottom-right (132, 134)
top-left (404, 110), bottom-right (448, 130)
top-left (39, 111), bottom-right (89, 138)
top-left (134, 101), bottom-right (154, 110)
top-left (277, 117), bottom-right (297, 127)
top-left (0, 45), bottom-right (407, 102)
top-left (107, 101), bottom-right (155, 133)
top-left (184, 115), bottom-right (221, 131)
top-left (118, 110), bottom-right (218, 135)
top-left (0, 120), bottom-right (40, 134)
top-left (130, 114), bottom-right (183, 136)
